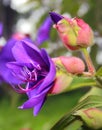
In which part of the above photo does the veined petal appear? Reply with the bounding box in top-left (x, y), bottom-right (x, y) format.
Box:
top-left (37, 50), bottom-right (56, 93)
top-left (7, 62), bottom-right (26, 81)
top-left (19, 92), bottom-right (46, 109)
top-left (33, 96), bottom-right (46, 116)
top-left (12, 40), bottom-right (47, 67)
top-left (0, 38), bottom-right (22, 84)
top-left (0, 60), bottom-right (22, 84)
top-left (41, 48), bottom-right (50, 67)
top-left (19, 86), bottom-right (50, 115)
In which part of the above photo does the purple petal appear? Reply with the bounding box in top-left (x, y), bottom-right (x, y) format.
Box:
top-left (0, 37), bottom-right (33, 84)
top-left (18, 98), bottom-right (38, 109)
top-left (12, 40), bottom-right (47, 67)
top-left (19, 92), bottom-right (46, 109)
top-left (7, 62), bottom-right (26, 81)
top-left (41, 48), bottom-right (50, 66)
top-left (0, 60), bottom-right (22, 84)
top-left (49, 12), bottom-right (63, 24)
top-left (19, 86), bottom-right (50, 115)
top-left (35, 17), bottom-right (52, 45)
top-left (0, 38), bottom-right (17, 60)
top-left (33, 96), bottom-right (46, 116)
top-left (7, 62), bottom-right (22, 72)
top-left (37, 49), bottom-right (56, 93)
top-left (0, 38), bottom-right (22, 84)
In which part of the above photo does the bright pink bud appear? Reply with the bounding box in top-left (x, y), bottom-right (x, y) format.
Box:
top-left (50, 12), bottom-right (94, 50)
top-left (52, 56), bottom-right (85, 74)
top-left (60, 56), bottom-right (85, 74)
top-left (49, 56), bottom-right (85, 94)
top-left (56, 18), bottom-right (93, 50)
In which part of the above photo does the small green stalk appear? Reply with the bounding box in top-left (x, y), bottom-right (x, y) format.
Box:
top-left (81, 48), bottom-right (95, 75)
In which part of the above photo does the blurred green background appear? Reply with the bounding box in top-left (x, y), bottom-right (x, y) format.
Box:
top-left (0, 0), bottom-right (102, 130)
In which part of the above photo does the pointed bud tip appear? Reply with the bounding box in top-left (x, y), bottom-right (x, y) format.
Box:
top-left (49, 12), bottom-right (63, 24)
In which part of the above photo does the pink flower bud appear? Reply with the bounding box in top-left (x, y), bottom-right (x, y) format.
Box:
top-left (74, 108), bottom-right (102, 129)
top-left (49, 56), bottom-right (85, 94)
top-left (60, 56), bottom-right (85, 74)
top-left (50, 12), bottom-right (94, 50)
top-left (52, 56), bottom-right (85, 74)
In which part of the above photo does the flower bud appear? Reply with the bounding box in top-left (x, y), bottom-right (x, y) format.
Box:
top-left (74, 108), bottom-right (102, 129)
top-left (49, 56), bottom-right (85, 94)
top-left (60, 56), bottom-right (85, 74)
top-left (50, 12), bottom-right (94, 50)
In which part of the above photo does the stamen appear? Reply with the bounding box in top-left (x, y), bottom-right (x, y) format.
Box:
top-left (21, 66), bottom-right (38, 82)
top-left (30, 60), bottom-right (41, 70)
top-left (11, 78), bottom-right (44, 94)
top-left (32, 69), bottom-right (37, 81)
top-left (21, 66), bottom-right (30, 79)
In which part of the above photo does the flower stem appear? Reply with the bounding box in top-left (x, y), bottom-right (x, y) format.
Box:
top-left (81, 48), bottom-right (95, 75)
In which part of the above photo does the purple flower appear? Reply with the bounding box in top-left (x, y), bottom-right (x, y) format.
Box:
top-left (7, 40), bottom-right (56, 115)
top-left (35, 17), bottom-right (52, 45)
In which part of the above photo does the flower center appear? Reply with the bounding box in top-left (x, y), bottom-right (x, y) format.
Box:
top-left (20, 60), bottom-right (42, 82)
top-left (12, 62), bottom-right (48, 93)
top-left (19, 61), bottom-right (47, 82)
top-left (21, 66), bottom-right (38, 82)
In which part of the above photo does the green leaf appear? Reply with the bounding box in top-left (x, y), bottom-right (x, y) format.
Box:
top-left (64, 120), bottom-right (83, 130)
top-left (95, 76), bottom-right (102, 88)
top-left (95, 63), bottom-right (102, 87)
top-left (96, 67), bottom-right (102, 76)
top-left (79, 87), bottom-right (102, 102)
top-left (50, 95), bottom-right (102, 130)
top-left (68, 76), bottom-right (96, 91)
